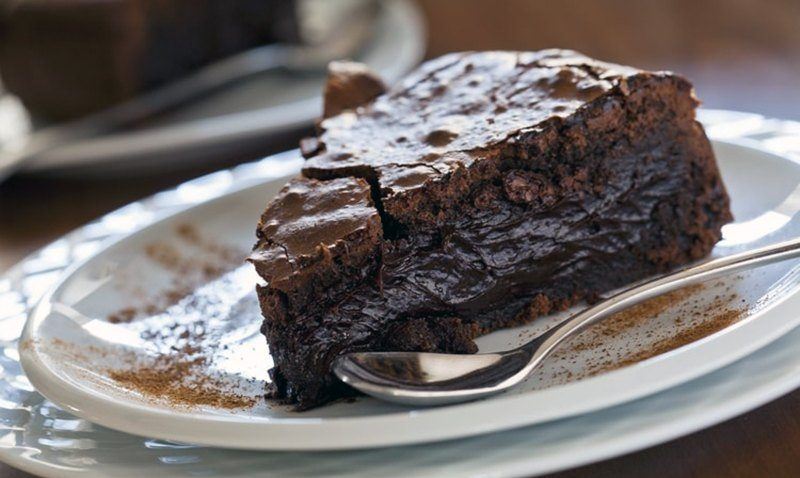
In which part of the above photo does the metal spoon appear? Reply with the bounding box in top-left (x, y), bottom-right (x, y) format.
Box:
top-left (333, 236), bottom-right (800, 406)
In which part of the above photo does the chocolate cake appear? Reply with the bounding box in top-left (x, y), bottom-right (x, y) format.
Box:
top-left (0, 0), bottom-right (298, 120)
top-left (249, 50), bottom-right (733, 410)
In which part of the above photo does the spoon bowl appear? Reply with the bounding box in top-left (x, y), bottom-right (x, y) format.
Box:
top-left (334, 350), bottom-right (531, 405)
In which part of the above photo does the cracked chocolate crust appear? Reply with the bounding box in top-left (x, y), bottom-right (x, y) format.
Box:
top-left (250, 50), bottom-right (732, 410)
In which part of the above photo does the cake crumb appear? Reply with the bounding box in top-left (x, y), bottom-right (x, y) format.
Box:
top-left (107, 307), bottom-right (137, 324)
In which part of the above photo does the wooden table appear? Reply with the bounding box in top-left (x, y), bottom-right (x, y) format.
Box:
top-left (4, 0), bottom-right (800, 475)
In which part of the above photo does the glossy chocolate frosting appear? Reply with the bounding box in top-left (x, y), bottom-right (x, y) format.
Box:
top-left (304, 50), bottom-right (639, 194)
top-left (250, 177), bottom-right (381, 293)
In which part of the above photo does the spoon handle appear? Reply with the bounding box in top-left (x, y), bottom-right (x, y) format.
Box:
top-left (517, 236), bottom-right (800, 379)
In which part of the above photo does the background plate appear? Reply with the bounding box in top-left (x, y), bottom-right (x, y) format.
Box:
top-left (0, 0), bottom-right (425, 174)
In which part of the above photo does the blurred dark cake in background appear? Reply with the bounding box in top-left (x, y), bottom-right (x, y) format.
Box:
top-left (0, 0), bottom-right (298, 121)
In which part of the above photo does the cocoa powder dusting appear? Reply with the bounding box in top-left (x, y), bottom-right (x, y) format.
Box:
top-left (108, 351), bottom-right (257, 410)
top-left (93, 224), bottom-right (262, 409)
top-left (579, 290), bottom-right (747, 377)
top-left (537, 280), bottom-right (752, 387)
top-left (107, 307), bottom-right (136, 324)
top-left (45, 336), bottom-right (258, 409)
top-left (567, 284), bottom-right (705, 353)
top-left (107, 224), bottom-right (244, 323)
top-left (607, 307), bottom-right (745, 371)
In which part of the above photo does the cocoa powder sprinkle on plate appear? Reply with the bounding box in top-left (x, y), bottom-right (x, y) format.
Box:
top-left (108, 351), bottom-right (258, 410)
top-left (106, 224), bottom-right (245, 324)
top-left (607, 307), bottom-right (745, 371)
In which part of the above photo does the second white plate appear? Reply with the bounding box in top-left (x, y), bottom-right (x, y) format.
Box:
top-left (2, 0), bottom-right (424, 175)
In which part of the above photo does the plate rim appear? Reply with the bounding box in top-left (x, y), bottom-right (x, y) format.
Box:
top-left (18, 138), bottom-right (800, 451)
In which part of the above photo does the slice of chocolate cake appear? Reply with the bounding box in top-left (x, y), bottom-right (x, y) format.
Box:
top-left (250, 50), bottom-right (732, 410)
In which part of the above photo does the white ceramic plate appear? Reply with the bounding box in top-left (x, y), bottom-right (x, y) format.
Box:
top-left (4, 111), bottom-right (800, 476)
top-left (17, 135), bottom-right (800, 451)
top-left (0, 0), bottom-right (425, 175)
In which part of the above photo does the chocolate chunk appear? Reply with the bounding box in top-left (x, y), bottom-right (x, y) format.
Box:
top-left (299, 137), bottom-right (323, 158)
top-left (503, 171), bottom-right (555, 204)
top-left (249, 177), bottom-right (382, 315)
top-left (322, 61), bottom-right (387, 119)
